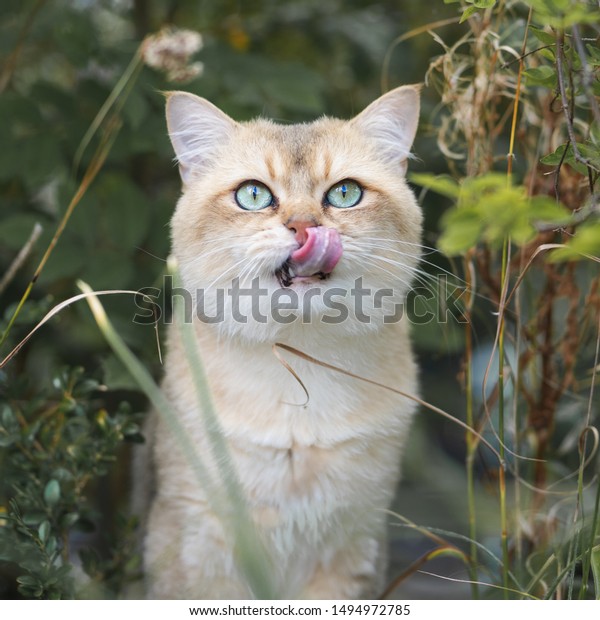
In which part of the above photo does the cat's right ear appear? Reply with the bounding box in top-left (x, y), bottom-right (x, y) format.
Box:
top-left (165, 92), bottom-right (237, 186)
top-left (351, 85), bottom-right (421, 176)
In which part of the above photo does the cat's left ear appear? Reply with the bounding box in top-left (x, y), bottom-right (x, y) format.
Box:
top-left (351, 85), bottom-right (420, 175)
top-left (166, 91), bottom-right (238, 186)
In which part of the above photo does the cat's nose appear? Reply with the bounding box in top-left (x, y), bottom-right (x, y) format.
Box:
top-left (285, 217), bottom-right (318, 246)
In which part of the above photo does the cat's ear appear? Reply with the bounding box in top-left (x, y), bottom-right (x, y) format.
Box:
top-left (351, 85), bottom-right (420, 175)
top-left (166, 92), bottom-right (237, 186)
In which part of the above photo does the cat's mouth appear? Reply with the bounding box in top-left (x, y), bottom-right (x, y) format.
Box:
top-left (275, 226), bottom-right (342, 288)
top-left (275, 262), bottom-right (330, 288)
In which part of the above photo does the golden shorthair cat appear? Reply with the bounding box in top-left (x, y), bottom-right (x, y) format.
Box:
top-left (137, 85), bottom-right (422, 599)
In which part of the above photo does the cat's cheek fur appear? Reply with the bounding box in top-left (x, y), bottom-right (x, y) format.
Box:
top-left (138, 85), bottom-right (423, 599)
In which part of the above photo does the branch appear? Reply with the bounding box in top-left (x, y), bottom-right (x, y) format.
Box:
top-left (555, 30), bottom-right (598, 173)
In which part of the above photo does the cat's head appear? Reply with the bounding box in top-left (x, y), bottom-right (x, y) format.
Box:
top-left (167, 87), bottom-right (422, 342)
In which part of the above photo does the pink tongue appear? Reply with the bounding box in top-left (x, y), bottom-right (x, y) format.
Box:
top-left (289, 226), bottom-right (343, 277)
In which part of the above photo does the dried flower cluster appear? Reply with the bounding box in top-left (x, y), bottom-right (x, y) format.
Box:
top-left (142, 28), bottom-right (204, 83)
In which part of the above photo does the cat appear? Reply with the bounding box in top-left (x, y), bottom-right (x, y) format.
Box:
top-left (136, 85), bottom-right (422, 599)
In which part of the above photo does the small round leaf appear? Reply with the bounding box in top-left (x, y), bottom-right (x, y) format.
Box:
top-left (44, 480), bottom-right (61, 506)
top-left (38, 520), bottom-right (50, 543)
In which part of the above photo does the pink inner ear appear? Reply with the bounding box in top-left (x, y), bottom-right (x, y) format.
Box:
top-left (290, 227), bottom-right (343, 276)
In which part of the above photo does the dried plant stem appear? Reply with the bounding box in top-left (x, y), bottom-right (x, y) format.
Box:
top-left (503, 14), bottom-right (529, 582)
top-left (0, 223), bottom-right (42, 296)
top-left (380, 546), bottom-right (468, 600)
top-left (512, 254), bottom-right (525, 569)
top-left (578, 315), bottom-right (600, 598)
top-left (273, 344), bottom-right (504, 463)
top-left (463, 255), bottom-right (479, 598)
top-left (73, 49), bottom-right (143, 175)
top-left (498, 238), bottom-right (510, 598)
top-left (81, 281), bottom-right (276, 599)
top-left (507, 7), bottom-right (531, 177)
top-left (555, 30), bottom-right (596, 173)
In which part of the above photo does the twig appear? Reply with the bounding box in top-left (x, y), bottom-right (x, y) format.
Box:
top-left (501, 45), bottom-right (554, 69)
top-left (0, 223), bottom-right (43, 295)
top-left (554, 138), bottom-right (570, 202)
top-left (555, 30), bottom-right (597, 172)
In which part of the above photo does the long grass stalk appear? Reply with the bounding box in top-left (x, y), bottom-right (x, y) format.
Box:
top-left (579, 316), bottom-right (600, 598)
top-left (498, 237), bottom-right (510, 598)
top-left (464, 255), bottom-right (479, 598)
top-left (380, 546), bottom-right (469, 599)
top-left (171, 266), bottom-right (276, 599)
top-left (80, 280), bottom-right (276, 599)
top-left (72, 49), bottom-right (143, 175)
top-left (591, 484), bottom-right (600, 599)
top-left (496, 10), bottom-right (530, 593)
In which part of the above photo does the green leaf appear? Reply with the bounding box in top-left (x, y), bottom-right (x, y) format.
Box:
top-left (578, 143), bottom-right (600, 171)
top-left (44, 479), bottom-right (61, 506)
top-left (439, 213), bottom-right (484, 255)
top-left (540, 144), bottom-right (566, 166)
top-left (1, 405), bottom-right (16, 428)
top-left (549, 220), bottom-right (600, 262)
top-left (16, 575), bottom-right (38, 587)
top-left (586, 44), bottom-right (600, 67)
top-left (528, 26), bottom-right (555, 46)
top-left (45, 536), bottom-right (58, 555)
top-left (592, 545), bottom-right (600, 600)
top-left (460, 5), bottom-right (480, 23)
top-left (38, 520), bottom-right (50, 543)
top-left (523, 65), bottom-right (557, 87)
top-left (472, 0), bottom-right (496, 7)
top-left (538, 47), bottom-right (555, 62)
top-left (524, 0), bottom-right (595, 26)
top-left (528, 196), bottom-right (571, 225)
top-left (81, 248), bottom-right (136, 289)
top-left (591, 122), bottom-right (600, 146)
top-left (41, 240), bottom-right (86, 283)
top-left (409, 173), bottom-right (460, 199)
top-left (542, 142), bottom-right (600, 174)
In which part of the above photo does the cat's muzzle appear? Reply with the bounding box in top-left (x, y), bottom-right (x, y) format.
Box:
top-left (277, 226), bottom-right (342, 287)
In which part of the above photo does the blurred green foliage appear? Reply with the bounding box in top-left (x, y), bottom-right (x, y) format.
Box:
top-left (0, 0), bottom-right (453, 599)
top-left (0, 366), bottom-right (142, 598)
top-left (411, 173), bottom-right (573, 254)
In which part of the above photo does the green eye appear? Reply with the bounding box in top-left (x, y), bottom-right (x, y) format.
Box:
top-left (235, 181), bottom-right (273, 211)
top-left (326, 180), bottom-right (363, 208)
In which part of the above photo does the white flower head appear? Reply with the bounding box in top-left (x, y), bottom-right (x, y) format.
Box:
top-left (142, 28), bottom-right (204, 83)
